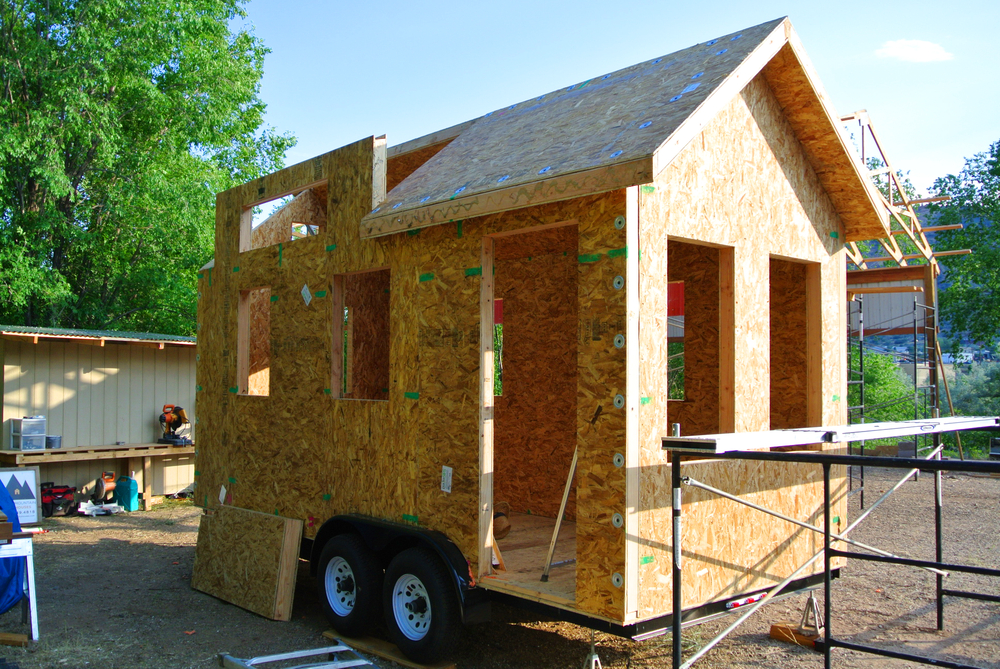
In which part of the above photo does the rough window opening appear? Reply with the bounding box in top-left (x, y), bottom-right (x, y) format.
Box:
top-left (769, 258), bottom-right (813, 430)
top-left (332, 268), bottom-right (390, 401)
top-left (238, 286), bottom-right (271, 396)
top-left (240, 183), bottom-right (328, 252)
top-left (493, 298), bottom-right (504, 396)
top-left (667, 281), bottom-right (685, 400)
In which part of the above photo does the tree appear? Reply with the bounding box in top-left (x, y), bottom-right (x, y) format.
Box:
top-left (928, 140), bottom-right (1000, 346)
top-left (0, 0), bottom-right (295, 334)
top-left (848, 346), bottom-right (917, 426)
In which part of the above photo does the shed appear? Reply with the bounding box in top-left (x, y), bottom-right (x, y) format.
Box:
top-left (1, 326), bottom-right (197, 502)
top-left (193, 16), bottom-right (887, 653)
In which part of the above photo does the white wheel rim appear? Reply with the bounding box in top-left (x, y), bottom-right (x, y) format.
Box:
top-left (392, 573), bottom-right (432, 641)
top-left (325, 556), bottom-right (356, 617)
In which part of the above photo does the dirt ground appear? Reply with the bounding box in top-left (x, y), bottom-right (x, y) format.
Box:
top-left (0, 468), bottom-right (996, 669)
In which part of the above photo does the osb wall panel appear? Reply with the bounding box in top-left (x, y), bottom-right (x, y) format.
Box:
top-left (247, 286), bottom-right (271, 395)
top-left (250, 186), bottom-right (327, 251)
top-left (636, 73), bottom-right (847, 619)
top-left (666, 242), bottom-right (720, 437)
top-left (770, 259), bottom-right (808, 429)
top-left (344, 269), bottom-right (390, 400)
top-left (634, 457), bottom-right (847, 617)
top-left (198, 131), bottom-right (629, 597)
top-left (494, 225), bottom-right (578, 520)
top-left (191, 505), bottom-right (303, 620)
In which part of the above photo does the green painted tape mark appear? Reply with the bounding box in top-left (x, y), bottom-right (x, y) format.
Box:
top-left (194, 471), bottom-right (200, 476)
top-left (579, 78), bottom-right (592, 89)
top-left (640, 397), bottom-right (652, 405)
top-left (830, 231), bottom-right (840, 239)
top-left (315, 290), bottom-right (327, 298)
top-left (228, 477), bottom-right (236, 484)
top-left (404, 391), bottom-right (420, 400)
top-left (407, 229), bottom-right (421, 236)
top-left (465, 266), bottom-right (482, 276)
top-left (419, 273), bottom-right (434, 282)
top-left (269, 295), bottom-right (279, 302)
top-left (640, 185), bottom-right (656, 194)
top-left (274, 509), bottom-right (279, 516)
top-left (578, 253), bottom-right (602, 263)
top-left (232, 266), bottom-right (240, 273)
top-left (228, 387), bottom-right (238, 394)
top-left (382, 388), bottom-right (389, 393)
top-left (204, 495), bottom-right (208, 507)
top-left (322, 494), bottom-right (331, 501)
top-left (197, 273), bottom-right (204, 280)
top-left (278, 243), bottom-right (283, 267)
top-left (607, 247), bottom-right (628, 258)
top-left (196, 385), bottom-right (203, 392)
top-left (457, 221), bottom-right (463, 238)
top-left (402, 514), bottom-right (418, 524)
top-left (326, 244), bottom-right (337, 252)
top-left (833, 516), bottom-right (841, 524)
top-left (832, 394), bottom-right (841, 402)
top-left (324, 388), bottom-right (332, 395)
top-left (640, 555), bottom-right (655, 565)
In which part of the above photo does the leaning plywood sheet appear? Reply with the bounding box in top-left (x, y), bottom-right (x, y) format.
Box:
top-left (361, 18), bottom-right (787, 238)
top-left (191, 506), bottom-right (303, 621)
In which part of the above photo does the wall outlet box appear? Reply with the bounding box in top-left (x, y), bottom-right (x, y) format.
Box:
top-left (441, 466), bottom-right (453, 493)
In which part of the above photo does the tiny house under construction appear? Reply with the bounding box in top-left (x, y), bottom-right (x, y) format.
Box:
top-left (192, 17), bottom-right (890, 663)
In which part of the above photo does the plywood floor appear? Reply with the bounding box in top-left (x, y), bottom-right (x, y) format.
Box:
top-left (492, 513), bottom-right (576, 601)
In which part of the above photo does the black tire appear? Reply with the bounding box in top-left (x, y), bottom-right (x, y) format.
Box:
top-left (382, 547), bottom-right (460, 664)
top-left (317, 534), bottom-right (382, 637)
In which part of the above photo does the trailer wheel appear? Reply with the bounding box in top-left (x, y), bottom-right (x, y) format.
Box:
top-left (383, 547), bottom-right (460, 664)
top-left (317, 534), bottom-right (382, 637)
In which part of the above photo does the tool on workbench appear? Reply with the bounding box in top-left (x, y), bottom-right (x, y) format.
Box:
top-left (158, 404), bottom-right (192, 445)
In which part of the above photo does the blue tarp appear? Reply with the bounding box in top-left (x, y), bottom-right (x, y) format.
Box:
top-left (0, 484), bottom-right (25, 615)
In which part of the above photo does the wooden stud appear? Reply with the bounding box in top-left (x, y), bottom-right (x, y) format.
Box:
top-left (479, 235), bottom-right (495, 578)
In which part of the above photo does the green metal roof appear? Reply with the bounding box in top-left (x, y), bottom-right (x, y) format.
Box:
top-left (0, 325), bottom-right (195, 345)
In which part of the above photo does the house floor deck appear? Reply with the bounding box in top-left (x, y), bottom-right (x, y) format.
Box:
top-left (484, 513), bottom-right (576, 603)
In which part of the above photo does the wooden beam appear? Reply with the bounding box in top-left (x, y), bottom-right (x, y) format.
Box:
top-left (896, 195), bottom-right (951, 206)
top-left (848, 265), bottom-right (929, 284)
top-left (478, 236), bottom-right (495, 579)
top-left (847, 286), bottom-right (923, 295)
top-left (891, 224), bottom-right (962, 235)
top-left (862, 249), bottom-right (971, 264)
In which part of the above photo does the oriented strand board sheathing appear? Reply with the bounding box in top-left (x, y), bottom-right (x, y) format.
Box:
top-left (361, 20), bottom-right (789, 238)
top-left (191, 506), bottom-right (303, 620)
top-left (770, 259), bottom-right (808, 429)
top-left (386, 140), bottom-right (454, 193)
top-left (636, 73), bottom-right (847, 622)
top-left (493, 225), bottom-right (578, 520)
top-left (666, 242), bottom-right (720, 437)
top-left (635, 456), bottom-right (847, 617)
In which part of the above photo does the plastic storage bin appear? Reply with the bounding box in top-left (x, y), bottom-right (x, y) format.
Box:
top-left (45, 436), bottom-right (61, 449)
top-left (14, 435), bottom-right (46, 451)
top-left (11, 417), bottom-right (46, 436)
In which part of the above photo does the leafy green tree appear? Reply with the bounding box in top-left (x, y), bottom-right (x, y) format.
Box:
top-left (0, 0), bottom-right (295, 334)
top-left (940, 362), bottom-right (1000, 458)
top-left (928, 140), bottom-right (1000, 346)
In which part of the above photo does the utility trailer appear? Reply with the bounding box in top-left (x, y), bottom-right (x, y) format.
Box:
top-left (192, 17), bottom-right (895, 664)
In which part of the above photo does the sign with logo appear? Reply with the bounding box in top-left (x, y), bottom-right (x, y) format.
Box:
top-left (0, 467), bottom-right (41, 526)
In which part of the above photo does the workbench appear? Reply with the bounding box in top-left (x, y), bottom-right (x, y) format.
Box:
top-left (0, 443), bottom-right (195, 511)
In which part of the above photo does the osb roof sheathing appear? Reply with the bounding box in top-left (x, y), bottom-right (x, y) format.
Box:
top-left (363, 17), bottom-right (888, 243)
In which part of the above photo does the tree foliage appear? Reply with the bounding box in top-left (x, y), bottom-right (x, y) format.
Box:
top-left (848, 346), bottom-right (917, 426)
top-left (929, 140), bottom-right (1000, 345)
top-left (0, 0), bottom-right (294, 334)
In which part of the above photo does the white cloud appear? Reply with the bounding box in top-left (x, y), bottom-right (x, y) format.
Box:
top-left (876, 39), bottom-right (954, 63)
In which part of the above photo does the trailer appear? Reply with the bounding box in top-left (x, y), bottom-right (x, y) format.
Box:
top-left (191, 17), bottom-right (893, 664)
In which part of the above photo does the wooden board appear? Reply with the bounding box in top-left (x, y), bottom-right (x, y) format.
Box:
top-left (191, 505), bottom-right (303, 621)
top-left (322, 630), bottom-right (456, 669)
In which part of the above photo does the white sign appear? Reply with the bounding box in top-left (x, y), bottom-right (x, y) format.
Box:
top-left (0, 468), bottom-right (40, 526)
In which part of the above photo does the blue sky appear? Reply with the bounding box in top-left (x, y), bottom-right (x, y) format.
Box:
top-left (240, 0), bottom-right (997, 195)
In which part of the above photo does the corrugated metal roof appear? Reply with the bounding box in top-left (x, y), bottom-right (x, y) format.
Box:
top-left (0, 325), bottom-right (195, 345)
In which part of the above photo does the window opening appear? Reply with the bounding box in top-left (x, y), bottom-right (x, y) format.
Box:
top-left (667, 281), bottom-right (685, 400)
top-left (240, 183), bottom-right (328, 252)
top-left (493, 298), bottom-right (504, 396)
top-left (238, 286), bottom-right (271, 396)
top-left (332, 268), bottom-right (390, 401)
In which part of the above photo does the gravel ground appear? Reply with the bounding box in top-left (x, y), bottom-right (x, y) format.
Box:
top-left (0, 469), bottom-right (996, 669)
